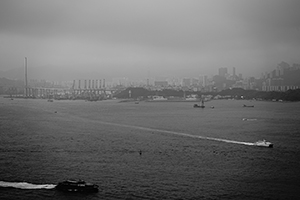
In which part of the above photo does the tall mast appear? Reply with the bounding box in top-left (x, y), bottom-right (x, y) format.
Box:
top-left (25, 57), bottom-right (28, 97)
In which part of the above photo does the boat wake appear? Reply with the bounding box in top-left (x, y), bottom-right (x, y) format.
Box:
top-left (98, 121), bottom-right (255, 146)
top-left (0, 181), bottom-right (56, 189)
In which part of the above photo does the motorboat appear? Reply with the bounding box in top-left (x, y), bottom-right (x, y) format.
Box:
top-left (55, 179), bottom-right (99, 193)
top-left (193, 104), bottom-right (205, 108)
top-left (254, 140), bottom-right (273, 148)
top-left (243, 104), bottom-right (254, 107)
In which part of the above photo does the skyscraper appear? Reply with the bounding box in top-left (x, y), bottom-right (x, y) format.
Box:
top-left (199, 75), bottom-right (208, 87)
top-left (218, 67), bottom-right (227, 77)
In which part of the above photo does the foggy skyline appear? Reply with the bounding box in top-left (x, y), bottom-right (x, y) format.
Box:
top-left (1, 0), bottom-right (300, 81)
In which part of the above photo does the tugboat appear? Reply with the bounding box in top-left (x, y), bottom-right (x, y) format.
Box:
top-left (193, 99), bottom-right (205, 108)
top-left (55, 179), bottom-right (99, 193)
top-left (254, 140), bottom-right (273, 148)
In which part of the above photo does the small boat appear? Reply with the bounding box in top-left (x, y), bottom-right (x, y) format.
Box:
top-left (194, 99), bottom-right (205, 108)
top-left (194, 104), bottom-right (205, 108)
top-left (55, 179), bottom-right (99, 193)
top-left (254, 140), bottom-right (273, 148)
top-left (243, 104), bottom-right (254, 107)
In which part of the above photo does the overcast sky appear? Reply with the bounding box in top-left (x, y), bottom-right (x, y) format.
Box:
top-left (1, 0), bottom-right (300, 80)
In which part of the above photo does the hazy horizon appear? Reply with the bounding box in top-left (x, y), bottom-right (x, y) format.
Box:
top-left (1, 0), bottom-right (300, 81)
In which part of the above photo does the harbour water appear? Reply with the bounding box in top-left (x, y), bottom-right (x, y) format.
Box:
top-left (1, 97), bottom-right (300, 199)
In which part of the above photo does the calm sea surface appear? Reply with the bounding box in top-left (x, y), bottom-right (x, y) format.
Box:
top-left (0, 97), bottom-right (300, 199)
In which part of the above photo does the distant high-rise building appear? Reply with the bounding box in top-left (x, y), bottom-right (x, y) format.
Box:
top-left (182, 78), bottom-right (191, 87)
top-left (204, 75), bottom-right (208, 87)
top-left (233, 67), bottom-right (236, 76)
top-left (218, 67), bottom-right (227, 77)
top-left (275, 67), bottom-right (282, 77)
top-left (154, 81), bottom-right (168, 87)
top-left (191, 78), bottom-right (199, 86)
top-left (78, 80), bottom-right (81, 89)
top-left (199, 75), bottom-right (208, 87)
top-left (95, 80), bottom-right (98, 88)
top-left (239, 73), bottom-right (243, 80)
top-left (278, 61), bottom-right (290, 69)
top-left (262, 62), bottom-right (300, 91)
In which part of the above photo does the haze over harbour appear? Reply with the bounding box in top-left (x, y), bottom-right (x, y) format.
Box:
top-left (1, 0), bottom-right (300, 199)
top-left (1, 97), bottom-right (300, 199)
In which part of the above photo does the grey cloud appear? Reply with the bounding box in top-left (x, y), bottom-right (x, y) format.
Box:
top-left (0, 0), bottom-right (300, 79)
top-left (0, 0), bottom-right (69, 37)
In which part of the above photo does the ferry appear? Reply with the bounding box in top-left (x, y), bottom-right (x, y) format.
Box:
top-left (55, 179), bottom-right (99, 193)
top-left (254, 140), bottom-right (273, 148)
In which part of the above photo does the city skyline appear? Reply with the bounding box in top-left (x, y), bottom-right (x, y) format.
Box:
top-left (1, 59), bottom-right (298, 83)
top-left (1, 60), bottom-right (300, 97)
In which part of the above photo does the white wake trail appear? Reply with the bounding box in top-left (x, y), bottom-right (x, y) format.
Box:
top-left (98, 121), bottom-right (255, 146)
top-left (0, 181), bottom-right (56, 189)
